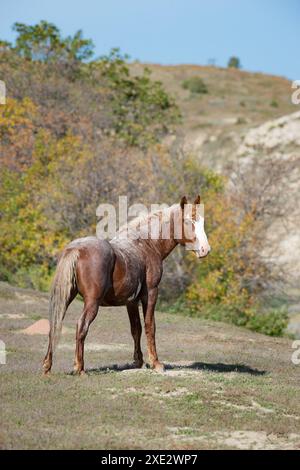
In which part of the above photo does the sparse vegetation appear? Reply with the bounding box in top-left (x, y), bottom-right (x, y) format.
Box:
top-left (0, 283), bottom-right (299, 449)
top-left (182, 76), bottom-right (208, 94)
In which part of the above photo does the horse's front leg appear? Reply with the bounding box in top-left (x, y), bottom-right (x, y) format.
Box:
top-left (127, 302), bottom-right (144, 368)
top-left (74, 299), bottom-right (99, 375)
top-left (142, 288), bottom-right (164, 373)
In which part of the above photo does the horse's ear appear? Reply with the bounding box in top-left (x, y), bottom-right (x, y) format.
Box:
top-left (194, 195), bottom-right (201, 205)
top-left (180, 196), bottom-right (188, 210)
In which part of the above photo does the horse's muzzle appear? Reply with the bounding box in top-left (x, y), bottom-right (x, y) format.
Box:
top-left (195, 246), bottom-right (211, 258)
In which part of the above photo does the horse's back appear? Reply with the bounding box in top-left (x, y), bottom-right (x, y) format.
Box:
top-left (66, 237), bottom-right (116, 298)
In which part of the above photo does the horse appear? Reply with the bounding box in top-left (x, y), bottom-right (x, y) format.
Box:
top-left (43, 195), bottom-right (210, 375)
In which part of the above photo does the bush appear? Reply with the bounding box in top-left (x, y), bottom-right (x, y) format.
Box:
top-left (227, 56), bottom-right (241, 69)
top-left (10, 265), bottom-right (53, 291)
top-left (160, 299), bottom-right (288, 337)
top-left (182, 77), bottom-right (208, 94)
top-left (246, 308), bottom-right (288, 337)
top-left (91, 49), bottom-right (180, 147)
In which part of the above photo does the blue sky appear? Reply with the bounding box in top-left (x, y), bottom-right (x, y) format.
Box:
top-left (0, 0), bottom-right (299, 79)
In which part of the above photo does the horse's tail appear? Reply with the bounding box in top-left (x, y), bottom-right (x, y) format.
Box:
top-left (49, 248), bottom-right (79, 351)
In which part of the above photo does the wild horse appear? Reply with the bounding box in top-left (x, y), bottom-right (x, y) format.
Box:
top-left (43, 196), bottom-right (210, 374)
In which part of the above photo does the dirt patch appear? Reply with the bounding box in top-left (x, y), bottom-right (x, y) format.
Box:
top-left (165, 369), bottom-right (206, 378)
top-left (20, 319), bottom-right (73, 335)
top-left (214, 399), bottom-right (274, 415)
top-left (212, 431), bottom-right (300, 450)
top-left (0, 313), bottom-right (25, 319)
top-left (169, 428), bottom-right (300, 450)
top-left (107, 386), bottom-right (190, 400)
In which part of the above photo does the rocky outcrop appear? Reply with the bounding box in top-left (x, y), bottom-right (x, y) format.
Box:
top-left (236, 111), bottom-right (300, 286)
top-left (238, 111), bottom-right (300, 155)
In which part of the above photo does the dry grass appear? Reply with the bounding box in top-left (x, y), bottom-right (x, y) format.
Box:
top-left (1, 282), bottom-right (300, 449)
top-left (131, 63), bottom-right (294, 131)
top-left (130, 63), bottom-right (296, 169)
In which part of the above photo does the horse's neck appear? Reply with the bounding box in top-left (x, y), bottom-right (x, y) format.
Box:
top-left (147, 236), bottom-right (178, 260)
top-left (114, 205), bottom-right (179, 261)
top-left (144, 211), bottom-right (178, 260)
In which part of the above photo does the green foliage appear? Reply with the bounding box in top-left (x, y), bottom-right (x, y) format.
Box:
top-left (246, 308), bottom-right (289, 337)
top-left (9, 265), bottom-right (53, 292)
top-left (92, 49), bottom-right (180, 147)
top-left (13, 20), bottom-right (94, 62)
top-left (182, 76), bottom-right (208, 94)
top-left (0, 40), bottom-right (12, 52)
top-left (160, 298), bottom-right (288, 337)
top-left (270, 99), bottom-right (278, 108)
top-left (227, 56), bottom-right (241, 69)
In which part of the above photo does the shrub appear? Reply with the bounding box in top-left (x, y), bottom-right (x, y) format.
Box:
top-left (10, 265), bottom-right (53, 292)
top-left (228, 56), bottom-right (241, 69)
top-left (92, 49), bottom-right (180, 147)
top-left (246, 308), bottom-right (288, 337)
top-left (182, 76), bottom-right (208, 94)
top-left (160, 299), bottom-right (288, 337)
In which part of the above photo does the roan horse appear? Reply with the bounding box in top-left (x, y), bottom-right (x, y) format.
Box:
top-left (43, 195), bottom-right (210, 375)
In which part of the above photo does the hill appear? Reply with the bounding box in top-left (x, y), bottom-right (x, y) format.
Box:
top-left (130, 63), bottom-right (296, 167)
top-left (1, 282), bottom-right (300, 450)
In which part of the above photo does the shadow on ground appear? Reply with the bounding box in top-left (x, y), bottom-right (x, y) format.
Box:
top-left (85, 361), bottom-right (266, 376)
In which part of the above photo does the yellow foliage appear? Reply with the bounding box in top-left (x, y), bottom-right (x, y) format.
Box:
top-left (185, 190), bottom-right (259, 317)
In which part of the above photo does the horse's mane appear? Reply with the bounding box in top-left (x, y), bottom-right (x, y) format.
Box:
top-left (116, 203), bottom-right (178, 237)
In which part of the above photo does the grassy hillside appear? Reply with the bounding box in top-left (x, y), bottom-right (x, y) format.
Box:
top-left (131, 63), bottom-right (294, 133)
top-left (131, 63), bottom-right (296, 169)
top-left (1, 282), bottom-right (300, 450)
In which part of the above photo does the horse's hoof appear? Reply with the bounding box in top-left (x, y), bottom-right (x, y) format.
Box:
top-left (153, 362), bottom-right (165, 373)
top-left (42, 363), bottom-right (51, 375)
top-left (73, 368), bottom-right (86, 376)
top-left (133, 360), bottom-right (144, 369)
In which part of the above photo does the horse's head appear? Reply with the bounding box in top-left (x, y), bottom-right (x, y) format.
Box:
top-left (177, 195), bottom-right (211, 258)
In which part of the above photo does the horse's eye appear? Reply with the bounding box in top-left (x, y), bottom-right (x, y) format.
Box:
top-left (183, 220), bottom-right (194, 237)
top-left (184, 220), bottom-right (192, 226)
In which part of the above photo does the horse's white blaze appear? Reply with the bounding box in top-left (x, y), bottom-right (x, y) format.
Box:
top-left (194, 216), bottom-right (210, 257)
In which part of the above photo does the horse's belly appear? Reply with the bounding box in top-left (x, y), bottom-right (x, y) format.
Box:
top-left (102, 260), bottom-right (145, 306)
top-left (101, 278), bottom-right (144, 306)
top-left (100, 246), bottom-right (146, 306)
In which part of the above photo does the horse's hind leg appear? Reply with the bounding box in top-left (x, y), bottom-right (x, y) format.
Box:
top-left (74, 298), bottom-right (99, 375)
top-left (127, 302), bottom-right (143, 368)
top-left (43, 335), bottom-right (53, 375)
